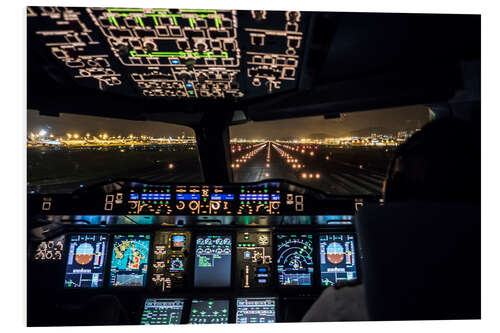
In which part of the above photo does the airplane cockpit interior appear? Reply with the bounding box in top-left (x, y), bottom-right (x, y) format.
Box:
top-left (26, 5), bottom-right (481, 326)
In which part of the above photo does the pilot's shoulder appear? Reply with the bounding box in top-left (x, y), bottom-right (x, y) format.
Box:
top-left (302, 284), bottom-right (369, 322)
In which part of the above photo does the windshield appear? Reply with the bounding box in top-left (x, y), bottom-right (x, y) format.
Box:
top-left (230, 106), bottom-right (430, 196)
top-left (27, 110), bottom-right (203, 194)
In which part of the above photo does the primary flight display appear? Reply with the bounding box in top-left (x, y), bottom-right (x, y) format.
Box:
top-left (319, 233), bottom-right (357, 286)
top-left (64, 233), bottom-right (108, 288)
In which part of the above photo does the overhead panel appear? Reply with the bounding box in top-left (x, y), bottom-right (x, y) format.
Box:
top-left (27, 7), bottom-right (308, 101)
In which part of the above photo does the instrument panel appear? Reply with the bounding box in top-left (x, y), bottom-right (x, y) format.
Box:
top-left (29, 180), bottom-right (358, 217)
top-left (112, 183), bottom-right (301, 215)
top-left (28, 181), bottom-right (364, 324)
top-left (34, 229), bottom-right (358, 292)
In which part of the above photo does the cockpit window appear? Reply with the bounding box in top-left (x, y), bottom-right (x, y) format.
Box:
top-left (27, 109), bottom-right (203, 194)
top-left (230, 105), bottom-right (430, 196)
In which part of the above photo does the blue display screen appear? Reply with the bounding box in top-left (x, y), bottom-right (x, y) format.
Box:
top-left (239, 194), bottom-right (270, 201)
top-left (109, 234), bottom-right (150, 287)
top-left (276, 234), bottom-right (314, 286)
top-left (194, 235), bottom-right (232, 288)
top-left (210, 194), bottom-right (235, 200)
top-left (319, 234), bottom-right (357, 286)
top-left (271, 194), bottom-right (280, 201)
top-left (130, 193), bottom-right (139, 200)
top-left (64, 234), bottom-right (108, 288)
top-left (176, 193), bottom-right (200, 200)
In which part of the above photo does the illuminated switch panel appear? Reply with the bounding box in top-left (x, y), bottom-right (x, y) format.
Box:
top-left (28, 7), bottom-right (306, 99)
top-left (127, 185), bottom-right (173, 215)
top-left (243, 10), bottom-right (305, 96)
top-left (29, 7), bottom-right (122, 91)
top-left (236, 185), bottom-right (281, 215)
top-left (32, 235), bottom-right (65, 261)
top-left (236, 231), bottom-right (273, 288)
top-left (151, 231), bottom-right (191, 291)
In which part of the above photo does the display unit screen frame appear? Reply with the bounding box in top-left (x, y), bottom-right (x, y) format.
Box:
top-left (193, 234), bottom-right (233, 288)
top-left (63, 233), bottom-right (109, 289)
top-left (275, 233), bottom-right (315, 287)
top-left (235, 297), bottom-right (277, 324)
top-left (108, 233), bottom-right (152, 288)
top-left (188, 299), bottom-right (230, 324)
top-left (140, 298), bottom-right (185, 325)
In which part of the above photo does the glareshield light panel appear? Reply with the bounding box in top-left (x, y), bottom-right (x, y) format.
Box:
top-left (236, 297), bottom-right (276, 324)
top-left (319, 234), bottom-right (357, 286)
top-left (140, 298), bottom-right (184, 325)
top-left (109, 234), bottom-right (151, 287)
top-left (194, 235), bottom-right (232, 288)
top-left (276, 234), bottom-right (314, 286)
top-left (64, 234), bottom-right (108, 288)
top-left (189, 299), bottom-right (229, 324)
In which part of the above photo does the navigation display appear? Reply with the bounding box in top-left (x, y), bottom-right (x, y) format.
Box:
top-left (189, 299), bottom-right (229, 324)
top-left (276, 234), bottom-right (314, 286)
top-left (236, 298), bottom-right (276, 324)
top-left (109, 234), bottom-right (151, 287)
top-left (64, 234), bottom-right (108, 288)
top-left (140, 298), bottom-right (184, 325)
top-left (194, 235), bottom-right (232, 288)
top-left (319, 234), bottom-right (357, 286)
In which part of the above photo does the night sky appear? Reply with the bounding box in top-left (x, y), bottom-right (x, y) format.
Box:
top-left (27, 105), bottom-right (429, 139)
